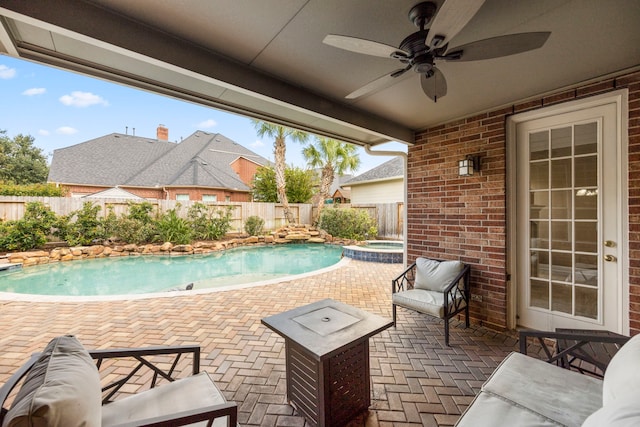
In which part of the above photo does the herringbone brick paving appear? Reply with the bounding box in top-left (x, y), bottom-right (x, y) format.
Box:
top-left (0, 259), bottom-right (522, 426)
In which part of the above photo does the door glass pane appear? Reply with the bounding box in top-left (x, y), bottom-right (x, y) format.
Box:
top-left (551, 282), bottom-right (572, 314)
top-left (530, 221), bottom-right (548, 249)
top-left (530, 192), bottom-right (549, 219)
top-left (530, 162), bottom-right (549, 189)
top-left (575, 156), bottom-right (597, 187)
top-left (551, 252), bottom-right (572, 282)
top-left (530, 279), bottom-right (549, 309)
top-left (551, 127), bottom-right (572, 158)
top-left (575, 287), bottom-right (598, 319)
top-left (530, 131), bottom-right (549, 160)
top-left (551, 158), bottom-right (572, 188)
top-left (551, 190), bottom-right (572, 219)
top-left (551, 221), bottom-right (571, 250)
top-left (532, 251), bottom-right (549, 279)
top-left (575, 122), bottom-right (597, 155)
top-left (575, 222), bottom-right (597, 252)
top-left (575, 254), bottom-right (598, 286)
top-left (575, 190), bottom-right (597, 220)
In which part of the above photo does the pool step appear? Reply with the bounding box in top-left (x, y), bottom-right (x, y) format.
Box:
top-left (0, 263), bottom-right (22, 272)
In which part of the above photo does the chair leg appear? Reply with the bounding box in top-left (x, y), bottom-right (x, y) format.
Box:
top-left (445, 319), bottom-right (450, 346)
top-left (392, 304), bottom-right (397, 327)
top-left (465, 304), bottom-right (470, 328)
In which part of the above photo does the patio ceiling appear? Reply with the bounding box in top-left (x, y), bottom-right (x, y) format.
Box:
top-left (0, 0), bottom-right (639, 147)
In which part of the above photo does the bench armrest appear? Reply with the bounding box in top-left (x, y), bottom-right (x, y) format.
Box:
top-left (89, 345), bottom-right (201, 404)
top-left (392, 262), bottom-right (416, 293)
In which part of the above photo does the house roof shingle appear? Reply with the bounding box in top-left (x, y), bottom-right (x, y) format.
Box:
top-left (345, 156), bottom-right (404, 185)
top-left (48, 131), bottom-right (269, 191)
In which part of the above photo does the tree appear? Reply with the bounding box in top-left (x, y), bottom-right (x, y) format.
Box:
top-left (251, 120), bottom-right (308, 223)
top-left (303, 136), bottom-right (360, 224)
top-left (251, 165), bottom-right (316, 204)
top-left (0, 130), bottom-right (49, 184)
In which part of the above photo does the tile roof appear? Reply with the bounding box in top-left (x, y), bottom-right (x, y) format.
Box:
top-left (344, 156), bottom-right (404, 185)
top-left (48, 131), bottom-right (269, 190)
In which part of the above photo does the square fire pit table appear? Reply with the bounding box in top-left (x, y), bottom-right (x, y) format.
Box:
top-left (261, 298), bottom-right (393, 427)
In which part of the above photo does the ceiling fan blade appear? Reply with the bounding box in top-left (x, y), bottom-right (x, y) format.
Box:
top-left (421, 67), bottom-right (447, 102)
top-left (346, 67), bottom-right (410, 99)
top-left (444, 32), bottom-right (551, 61)
top-left (323, 34), bottom-right (408, 58)
top-left (425, 0), bottom-right (486, 49)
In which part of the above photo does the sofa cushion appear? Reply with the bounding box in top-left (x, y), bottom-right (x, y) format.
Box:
top-left (602, 333), bottom-right (640, 406)
top-left (581, 395), bottom-right (640, 427)
top-left (2, 335), bottom-right (101, 427)
top-left (101, 371), bottom-right (229, 427)
top-left (455, 391), bottom-right (564, 427)
top-left (481, 352), bottom-right (602, 427)
top-left (414, 258), bottom-right (464, 292)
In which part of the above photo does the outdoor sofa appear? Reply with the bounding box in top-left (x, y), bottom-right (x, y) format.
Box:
top-left (455, 331), bottom-right (640, 426)
top-left (0, 335), bottom-right (237, 426)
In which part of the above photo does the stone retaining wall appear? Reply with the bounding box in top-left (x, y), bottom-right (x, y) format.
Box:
top-left (6, 225), bottom-right (358, 267)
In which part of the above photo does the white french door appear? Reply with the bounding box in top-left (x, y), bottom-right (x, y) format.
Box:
top-left (514, 94), bottom-right (626, 332)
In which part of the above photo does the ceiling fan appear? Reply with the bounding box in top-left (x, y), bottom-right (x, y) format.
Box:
top-left (323, 0), bottom-right (550, 102)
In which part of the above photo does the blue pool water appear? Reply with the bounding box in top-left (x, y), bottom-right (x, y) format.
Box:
top-left (0, 244), bottom-right (344, 296)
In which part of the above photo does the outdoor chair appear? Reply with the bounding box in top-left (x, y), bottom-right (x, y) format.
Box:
top-left (519, 328), bottom-right (630, 378)
top-left (0, 335), bottom-right (238, 427)
top-left (392, 257), bottom-right (471, 346)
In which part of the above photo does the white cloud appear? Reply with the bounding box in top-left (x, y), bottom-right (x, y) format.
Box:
top-left (38, 129), bottom-right (50, 136)
top-left (251, 139), bottom-right (265, 148)
top-left (198, 119), bottom-right (217, 128)
top-left (0, 65), bottom-right (16, 79)
top-left (56, 126), bottom-right (78, 135)
top-left (59, 91), bottom-right (108, 107)
top-left (23, 87), bottom-right (46, 96)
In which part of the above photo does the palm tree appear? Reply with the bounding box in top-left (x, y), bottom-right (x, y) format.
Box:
top-left (303, 136), bottom-right (360, 224)
top-left (251, 120), bottom-right (309, 223)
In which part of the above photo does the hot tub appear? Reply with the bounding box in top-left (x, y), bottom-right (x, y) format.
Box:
top-left (342, 240), bottom-right (403, 263)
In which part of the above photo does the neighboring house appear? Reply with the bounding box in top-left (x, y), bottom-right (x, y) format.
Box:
top-left (343, 157), bottom-right (404, 204)
top-left (48, 126), bottom-right (269, 201)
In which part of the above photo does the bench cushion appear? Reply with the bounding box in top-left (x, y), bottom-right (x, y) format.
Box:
top-left (3, 335), bottom-right (101, 427)
top-left (414, 258), bottom-right (464, 292)
top-left (602, 333), bottom-right (640, 406)
top-left (481, 352), bottom-right (602, 427)
top-left (101, 371), bottom-right (229, 427)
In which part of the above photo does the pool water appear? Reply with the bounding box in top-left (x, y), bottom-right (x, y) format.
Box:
top-left (0, 244), bottom-right (344, 296)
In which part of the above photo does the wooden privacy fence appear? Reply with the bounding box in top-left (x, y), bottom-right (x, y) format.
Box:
top-left (0, 197), bottom-right (403, 238)
top-left (0, 197), bottom-right (312, 233)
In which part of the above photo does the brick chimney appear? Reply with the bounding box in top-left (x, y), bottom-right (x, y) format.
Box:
top-left (157, 124), bottom-right (169, 141)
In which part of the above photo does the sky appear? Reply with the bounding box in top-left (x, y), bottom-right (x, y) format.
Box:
top-left (0, 55), bottom-right (406, 175)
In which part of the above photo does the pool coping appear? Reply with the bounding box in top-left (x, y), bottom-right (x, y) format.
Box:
top-left (0, 257), bottom-right (352, 303)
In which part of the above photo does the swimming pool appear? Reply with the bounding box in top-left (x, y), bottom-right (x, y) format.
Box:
top-left (0, 244), bottom-right (344, 297)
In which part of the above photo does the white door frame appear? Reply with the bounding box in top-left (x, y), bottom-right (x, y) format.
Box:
top-left (506, 89), bottom-right (629, 333)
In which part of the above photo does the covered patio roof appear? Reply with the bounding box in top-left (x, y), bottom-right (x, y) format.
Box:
top-left (1, 0), bottom-right (639, 147)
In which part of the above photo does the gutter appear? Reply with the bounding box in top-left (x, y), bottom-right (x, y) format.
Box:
top-left (364, 145), bottom-right (408, 268)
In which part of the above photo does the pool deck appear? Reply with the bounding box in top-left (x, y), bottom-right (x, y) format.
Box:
top-left (0, 258), bottom-right (525, 426)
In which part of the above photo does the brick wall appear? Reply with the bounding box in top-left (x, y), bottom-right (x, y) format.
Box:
top-left (408, 69), bottom-right (640, 333)
top-left (64, 185), bottom-right (251, 202)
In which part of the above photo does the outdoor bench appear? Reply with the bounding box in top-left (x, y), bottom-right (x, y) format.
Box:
top-left (455, 330), bottom-right (639, 427)
top-left (0, 335), bottom-right (238, 426)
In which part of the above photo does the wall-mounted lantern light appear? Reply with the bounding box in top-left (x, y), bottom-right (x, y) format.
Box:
top-left (458, 155), bottom-right (481, 177)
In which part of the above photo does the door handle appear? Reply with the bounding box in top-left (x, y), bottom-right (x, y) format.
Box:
top-left (604, 240), bottom-right (616, 248)
top-left (604, 254), bottom-right (617, 262)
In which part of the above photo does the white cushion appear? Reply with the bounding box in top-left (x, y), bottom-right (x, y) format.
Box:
top-left (101, 371), bottom-right (230, 427)
top-left (393, 288), bottom-right (448, 318)
top-left (2, 335), bottom-right (101, 427)
top-left (482, 352), bottom-right (602, 426)
top-left (582, 395), bottom-right (640, 427)
top-left (602, 333), bottom-right (640, 406)
top-left (414, 258), bottom-right (464, 292)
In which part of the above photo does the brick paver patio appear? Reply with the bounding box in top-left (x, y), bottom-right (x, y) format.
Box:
top-left (0, 258), bottom-right (521, 426)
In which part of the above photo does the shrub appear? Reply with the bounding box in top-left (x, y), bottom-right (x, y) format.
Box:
top-left (187, 203), bottom-right (233, 241)
top-left (244, 215), bottom-right (265, 236)
top-left (156, 205), bottom-right (193, 244)
top-left (0, 182), bottom-right (67, 197)
top-left (109, 202), bottom-right (158, 244)
top-left (0, 202), bottom-right (57, 251)
top-left (319, 208), bottom-right (377, 241)
top-left (55, 202), bottom-right (106, 246)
